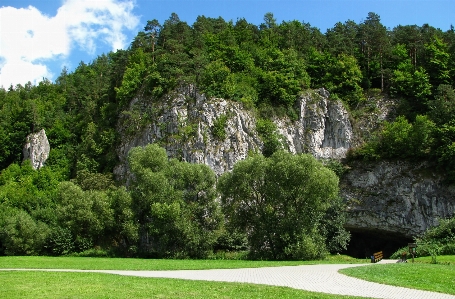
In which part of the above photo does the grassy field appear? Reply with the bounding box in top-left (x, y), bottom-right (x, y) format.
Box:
top-left (0, 270), bottom-right (369, 299)
top-left (0, 254), bottom-right (366, 270)
top-left (0, 255), bottom-right (369, 299)
top-left (4, 255), bottom-right (455, 298)
top-left (340, 255), bottom-right (455, 295)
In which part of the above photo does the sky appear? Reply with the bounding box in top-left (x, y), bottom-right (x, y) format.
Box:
top-left (0, 0), bottom-right (454, 88)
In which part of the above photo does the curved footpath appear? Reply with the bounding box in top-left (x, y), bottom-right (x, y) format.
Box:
top-left (3, 260), bottom-right (455, 299)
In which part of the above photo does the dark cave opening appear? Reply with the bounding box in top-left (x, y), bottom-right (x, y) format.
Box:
top-left (343, 229), bottom-right (414, 259)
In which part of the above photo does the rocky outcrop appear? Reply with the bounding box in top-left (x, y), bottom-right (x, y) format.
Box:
top-left (115, 85), bottom-right (262, 178)
top-left (341, 160), bottom-right (455, 238)
top-left (23, 129), bottom-right (50, 170)
top-left (114, 85), bottom-right (455, 245)
top-left (114, 86), bottom-right (353, 179)
top-left (276, 89), bottom-right (352, 159)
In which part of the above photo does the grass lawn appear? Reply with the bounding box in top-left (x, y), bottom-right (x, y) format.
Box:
top-left (0, 254), bottom-right (366, 270)
top-left (0, 271), bottom-right (369, 299)
top-left (340, 255), bottom-right (455, 295)
top-left (0, 255), bottom-right (369, 299)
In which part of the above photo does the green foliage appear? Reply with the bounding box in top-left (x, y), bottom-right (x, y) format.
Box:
top-left (308, 50), bottom-right (364, 107)
top-left (54, 182), bottom-right (115, 253)
top-left (256, 118), bottom-right (284, 157)
top-left (115, 48), bottom-right (151, 103)
top-left (319, 196), bottom-right (351, 253)
top-left (73, 170), bottom-right (114, 191)
top-left (432, 121), bottom-right (455, 182)
top-left (389, 46), bottom-right (432, 113)
top-left (44, 227), bottom-right (74, 256)
top-left (200, 60), bottom-right (232, 98)
top-left (428, 84), bottom-right (455, 125)
top-left (211, 114), bottom-right (228, 140)
top-left (214, 229), bottom-right (249, 253)
top-left (323, 159), bottom-right (347, 177)
top-left (425, 36), bottom-right (451, 87)
top-left (0, 162), bottom-right (57, 214)
top-left (419, 216), bottom-right (455, 252)
top-left (128, 144), bottom-right (223, 258)
top-left (0, 207), bottom-right (50, 255)
top-left (107, 187), bottom-right (139, 256)
top-left (351, 115), bottom-right (435, 161)
top-left (218, 151), bottom-right (343, 260)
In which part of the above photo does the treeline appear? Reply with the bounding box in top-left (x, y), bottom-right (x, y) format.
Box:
top-left (0, 144), bottom-right (349, 260)
top-left (1, 12), bottom-right (455, 257)
top-left (1, 12), bottom-right (455, 176)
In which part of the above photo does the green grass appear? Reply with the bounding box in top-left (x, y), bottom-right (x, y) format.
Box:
top-left (0, 255), bottom-right (366, 270)
top-left (340, 256), bottom-right (455, 295)
top-left (410, 255), bottom-right (455, 265)
top-left (0, 271), bottom-right (368, 299)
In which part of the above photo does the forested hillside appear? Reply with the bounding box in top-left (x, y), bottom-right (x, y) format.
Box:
top-left (0, 12), bottom-right (454, 258)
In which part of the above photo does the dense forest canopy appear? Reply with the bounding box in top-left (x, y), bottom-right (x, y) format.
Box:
top-left (1, 12), bottom-right (455, 258)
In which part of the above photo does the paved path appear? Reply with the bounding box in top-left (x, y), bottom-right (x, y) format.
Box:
top-left (3, 260), bottom-right (455, 299)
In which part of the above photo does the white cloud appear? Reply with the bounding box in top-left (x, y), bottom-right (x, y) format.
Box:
top-left (0, 0), bottom-right (139, 88)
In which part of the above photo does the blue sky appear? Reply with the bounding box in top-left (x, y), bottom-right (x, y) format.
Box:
top-left (1, 0), bottom-right (454, 88)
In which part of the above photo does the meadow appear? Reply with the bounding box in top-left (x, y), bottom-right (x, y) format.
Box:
top-left (1, 255), bottom-right (454, 298)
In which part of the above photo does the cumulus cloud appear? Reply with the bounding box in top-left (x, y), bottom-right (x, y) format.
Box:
top-left (0, 0), bottom-right (139, 88)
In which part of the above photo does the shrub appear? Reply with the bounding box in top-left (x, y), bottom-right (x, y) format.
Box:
top-left (44, 227), bottom-right (74, 256)
top-left (256, 118), bottom-right (284, 157)
top-left (0, 209), bottom-right (50, 255)
top-left (212, 114), bottom-right (228, 140)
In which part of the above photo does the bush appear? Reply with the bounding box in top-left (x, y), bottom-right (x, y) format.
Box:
top-left (256, 118), bottom-right (284, 157)
top-left (44, 227), bottom-right (74, 256)
top-left (391, 215), bottom-right (455, 260)
top-left (212, 114), bottom-right (228, 140)
top-left (67, 248), bottom-right (111, 257)
top-left (0, 209), bottom-right (50, 255)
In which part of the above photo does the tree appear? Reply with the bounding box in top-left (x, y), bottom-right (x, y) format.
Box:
top-left (108, 187), bottom-right (139, 256)
top-left (358, 12), bottom-right (390, 90)
top-left (55, 182), bottom-right (114, 252)
top-left (428, 84), bottom-right (455, 125)
top-left (307, 50), bottom-right (363, 107)
top-left (128, 144), bottom-right (223, 258)
top-left (389, 45), bottom-right (432, 114)
top-left (0, 207), bottom-right (50, 255)
top-left (218, 151), bottom-right (341, 260)
top-left (255, 48), bottom-right (310, 107)
top-left (325, 20), bottom-right (358, 57)
top-left (144, 19), bottom-right (161, 58)
top-left (256, 118), bottom-right (284, 156)
top-left (424, 36), bottom-right (451, 87)
top-left (260, 12), bottom-right (278, 46)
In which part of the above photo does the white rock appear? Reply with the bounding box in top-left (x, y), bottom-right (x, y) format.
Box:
top-left (23, 129), bottom-right (50, 169)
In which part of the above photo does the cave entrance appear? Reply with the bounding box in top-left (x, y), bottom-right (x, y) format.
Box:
top-left (343, 229), bottom-right (414, 259)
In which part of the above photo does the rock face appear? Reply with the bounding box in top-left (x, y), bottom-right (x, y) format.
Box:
top-left (276, 89), bottom-right (352, 159)
top-left (341, 160), bottom-right (455, 238)
top-left (114, 86), bottom-right (353, 179)
top-left (23, 129), bottom-right (50, 170)
top-left (115, 85), bottom-right (262, 178)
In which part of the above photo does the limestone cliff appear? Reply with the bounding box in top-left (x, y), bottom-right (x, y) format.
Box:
top-left (114, 86), bottom-right (353, 179)
top-left (115, 86), bottom-right (455, 244)
top-left (341, 161), bottom-right (455, 239)
top-left (276, 88), bottom-right (352, 159)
